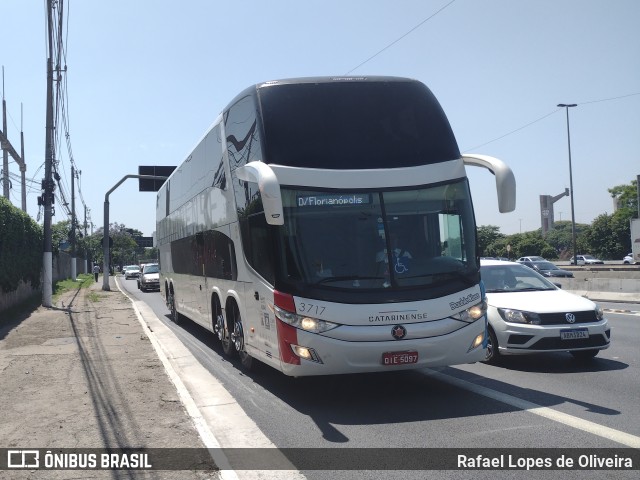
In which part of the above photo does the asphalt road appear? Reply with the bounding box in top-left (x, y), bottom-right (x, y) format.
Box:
top-left (118, 276), bottom-right (640, 480)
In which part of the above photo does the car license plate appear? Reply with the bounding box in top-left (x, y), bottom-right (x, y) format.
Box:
top-left (382, 351), bottom-right (419, 366)
top-left (560, 328), bottom-right (589, 340)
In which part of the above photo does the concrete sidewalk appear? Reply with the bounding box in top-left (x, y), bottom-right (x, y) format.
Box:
top-left (0, 276), bottom-right (219, 479)
top-left (564, 290), bottom-right (640, 305)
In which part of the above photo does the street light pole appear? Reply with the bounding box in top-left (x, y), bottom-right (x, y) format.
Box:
top-left (558, 103), bottom-right (578, 266)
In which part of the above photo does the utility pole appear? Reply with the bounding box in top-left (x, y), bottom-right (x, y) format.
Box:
top-left (20, 104), bottom-right (26, 211)
top-left (0, 69), bottom-right (27, 210)
top-left (71, 165), bottom-right (77, 281)
top-left (42, 0), bottom-right (56, 307)
top-left (2, 69), bottom-right (8, 199)
top-left (84, 204), bottom-right (89, 273)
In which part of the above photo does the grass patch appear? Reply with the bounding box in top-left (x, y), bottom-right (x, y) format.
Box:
top-left (53, 274), bottom-right (94, 302)
top-left (87, 291), bottom-right (103, 302)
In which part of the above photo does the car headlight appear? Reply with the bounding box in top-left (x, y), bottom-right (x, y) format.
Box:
top-left (498, 308), bottom-right (541, 325)
top-left (595, 305), bottom-right (604, 321)
top-left (273, 305), bottom-right (339, 333)
top-left (456, 300), bottom-right (487, 323)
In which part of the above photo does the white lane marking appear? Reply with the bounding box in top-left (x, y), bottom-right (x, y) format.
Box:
top-left (116, 278), bottom-right (306, 480)
top-left (116, 279), bottom-right (239, 480)
top-left (423, 368), bottom-right (640, 448)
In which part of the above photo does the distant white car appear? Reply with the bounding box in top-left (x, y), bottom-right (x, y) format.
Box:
top-left (569, 254), bottom-right (604, 265)
top-left (623, 253), bottom-right (636, 265)
top-left (124, 265), bottom-right (141, 279)
top-left (517, 256), bottom-right (546, 262)
top-left (480, 260), bottom-right (610, 363)
top-left (138, 263), bottom-right (160, 292)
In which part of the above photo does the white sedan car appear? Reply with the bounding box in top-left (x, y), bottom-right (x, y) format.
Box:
top-left (480, 260), bottom-right (610, 363)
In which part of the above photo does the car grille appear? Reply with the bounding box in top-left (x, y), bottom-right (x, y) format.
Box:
top-left (507, 335), bottom-right (535, 345)
top-left (537, 310), bottom-right (599, 325)
top-left (529, 332), bottom-right (610, 350)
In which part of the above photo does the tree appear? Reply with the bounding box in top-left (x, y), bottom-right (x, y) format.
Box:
top-left (476, 225), bottom-right (505, 257)
top-left (544, 220), bottom-right (590, 259)
top-left (582, 213), bottom-right (630, 259)
top-left (89, 223), bottom-right (140, 268)
top-left (482, 230), bottom-right (556, 260)
top-left (609, 179), bottom-right (638, 218)
top-left (144, 247), bottom-right (159, 261)
top-left (51, 219), bottom-right (72, 257)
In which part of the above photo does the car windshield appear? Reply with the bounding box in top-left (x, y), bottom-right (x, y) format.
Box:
top-left (582, 255), bottom-right (595, 259)
top-left (533, 261), bottom-right (558, 270)
top-left (143, 265), bottom-right (159, 274)
top-left (481, 264), bottom-right (556, 293)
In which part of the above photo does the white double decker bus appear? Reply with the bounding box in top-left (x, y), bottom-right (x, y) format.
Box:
top-left (157, 77), bottom-right (515, 376)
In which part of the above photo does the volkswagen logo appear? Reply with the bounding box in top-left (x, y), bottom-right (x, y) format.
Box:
top-left (565, 313), bottom-right (576, 324)
top-left (391, 325), bottom-right (407, 340)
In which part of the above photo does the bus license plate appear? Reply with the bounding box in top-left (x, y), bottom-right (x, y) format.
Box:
top-left (560, 328), bottom-right (589, 340)
top-left (382, 351), bottom-right (419, 366)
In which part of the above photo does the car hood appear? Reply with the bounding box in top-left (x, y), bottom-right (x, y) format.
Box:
top-left (143, 273), bottom-right (159, 280)
top-left (486, 289), bottom-right (596, 313)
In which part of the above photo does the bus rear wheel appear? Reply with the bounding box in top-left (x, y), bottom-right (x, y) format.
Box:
top-left (229, 304), bottom-right (254, 370)
top-left (169, 290), bottom-right (180, 324)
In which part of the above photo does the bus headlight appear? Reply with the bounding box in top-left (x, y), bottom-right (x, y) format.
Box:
top-left (468, 332), bottom-right (485, 352)
top-left (456, 301), bottom-right (487, 323)
top-left (273, 305), bottom-right (339, 333)
top-left (290, 344), bottom-right (323, 363)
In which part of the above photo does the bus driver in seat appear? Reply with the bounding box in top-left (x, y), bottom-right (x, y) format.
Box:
top-left (376, 233), bottom-right (412, 286)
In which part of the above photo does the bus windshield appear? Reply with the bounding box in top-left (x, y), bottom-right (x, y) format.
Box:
top-left (278, 179), bottom-right (478, 295)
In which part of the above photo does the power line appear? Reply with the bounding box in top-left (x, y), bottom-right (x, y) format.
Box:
top-left (463, 109), bottom-right (560, 152)
top-left (578, 92), bottom-right (640, 106)
top-left (345, 0), bottom-right (457, 75)
top-left (462, 91), bottom-right (640, 152)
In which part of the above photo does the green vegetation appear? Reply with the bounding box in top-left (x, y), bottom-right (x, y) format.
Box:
top-left (87, 291), bottom-right (104, 302)
top-left (0, 197), bottom-right (43, 293)
top-left (478, 179), bottom-right (638, 260)
top-left (85, 223), bottom-right (156, 269)
top-left (52, 273), bottom-right (94, 302)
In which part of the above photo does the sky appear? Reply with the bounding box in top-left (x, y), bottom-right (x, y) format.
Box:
top-left (1, 0), bottom-right (639, 238)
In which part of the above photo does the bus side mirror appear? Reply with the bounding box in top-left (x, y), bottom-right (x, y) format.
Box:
top-left (462, 154), bottom-right (516, 213)
top-left (235, 161), bottom-right (285, 225)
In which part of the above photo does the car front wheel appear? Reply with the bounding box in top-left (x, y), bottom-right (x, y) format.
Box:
top-left (482, 327), bottom-right (500, 364)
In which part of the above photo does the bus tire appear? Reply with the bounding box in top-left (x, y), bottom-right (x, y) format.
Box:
top-left (229, 302), bottom-right (254, 370)
top-left (169, 289), bottom-right (181, 325)
top-left (220, 311), bottom-right (235, 357)
top-left (212, 296), bottom-right (223, 341)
